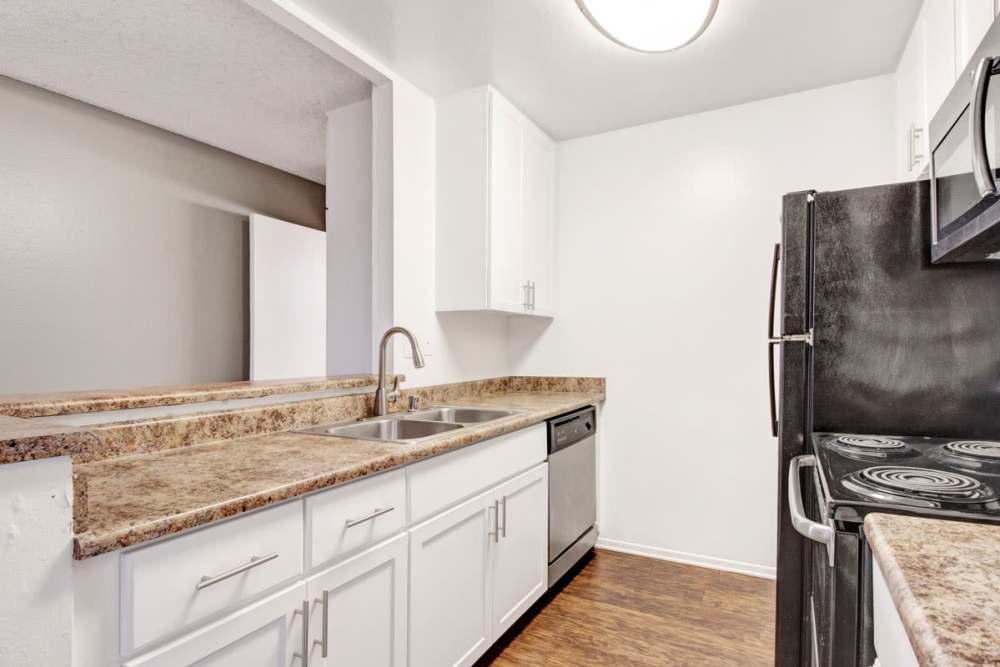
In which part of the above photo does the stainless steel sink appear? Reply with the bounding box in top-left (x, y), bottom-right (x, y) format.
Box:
top-left (408, 406), bottom-right (523, 424)
top-left (301, 417), bottom-right (462, 443)
top-left (299, 405), bottom-right (521, 444)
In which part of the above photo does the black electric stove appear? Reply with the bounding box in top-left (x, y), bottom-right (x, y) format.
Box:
top-left (813, 433), bottom-right (1000, 525)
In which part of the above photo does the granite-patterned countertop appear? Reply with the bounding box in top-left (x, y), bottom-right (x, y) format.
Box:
top-left (865, 513), bottom-right (1000, 666)
top-left (73, 390), bottom-right (602, 559)
top-left (0, 374), bottom-right (398, 418)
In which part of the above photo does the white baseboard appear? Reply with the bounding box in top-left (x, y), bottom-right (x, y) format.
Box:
top-left (596, 537), bottom-right (776, 580)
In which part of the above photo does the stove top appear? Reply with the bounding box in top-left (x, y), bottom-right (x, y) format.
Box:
top-left (813, 432), bottom-right (1000, 523)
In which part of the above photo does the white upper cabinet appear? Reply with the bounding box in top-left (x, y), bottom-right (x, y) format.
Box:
top-left (956, 0), bottom-right (998, 72)
top-left (437, 85), bottom-right (556, 317)
top-left (895, 0), bottom-right (997, 180)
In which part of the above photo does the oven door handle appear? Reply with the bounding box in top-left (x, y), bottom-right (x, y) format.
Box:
top-left (971, 56), bottom-right (1000, 198)
top-left (788, 455), bottom-right (834, 548)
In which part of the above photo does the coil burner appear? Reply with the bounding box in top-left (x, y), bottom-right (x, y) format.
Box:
top-left (943, 441), bottom-right (1000, 462)
top-left (843, 466), bottom-right (996, 504)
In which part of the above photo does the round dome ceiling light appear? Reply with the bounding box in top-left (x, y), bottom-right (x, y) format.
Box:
top-left (576, 0), bottom-right (718, 53)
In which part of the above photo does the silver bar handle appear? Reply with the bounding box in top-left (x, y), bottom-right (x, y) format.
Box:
top-left (345, 506), bottom-right (395, 528)
top-left (294, 599), bottom-right (309, 667)
top-left (529, 281), bottom-right (536, 311)
top-left (313, 590), bottom-right (329, 658)
top-left (489, 500), bottom-right (500, 542)
top-left (523, 281), bottom-right (531, 309)
top-left (787, 455), bottom-right (833, 546)
top-left (972, 56), bottom-right (999, 197)
top-left (195, 552), bottom-right (278, 590)
top-left (500, 495), bottom-right (507, 538)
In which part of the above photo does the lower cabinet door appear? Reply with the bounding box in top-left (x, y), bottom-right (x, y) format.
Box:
top-left (305, 533), bottom-right (408, 667)
top-left (409, 490), bottom-right (494, 667)
top-left (491, 463), bottom-right (549, 637)
top-left (123, 583), bottom-right (306, 667)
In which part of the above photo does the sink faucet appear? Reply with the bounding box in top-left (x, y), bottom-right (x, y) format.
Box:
top-left (373, 326), bottom-right (425, 417)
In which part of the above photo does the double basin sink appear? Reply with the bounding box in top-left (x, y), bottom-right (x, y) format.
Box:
top-left (300, 406), bottom-right (524, 444)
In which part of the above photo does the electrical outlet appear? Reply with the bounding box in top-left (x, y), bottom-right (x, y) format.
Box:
top-left (402, 339), bottom-right (432, 359)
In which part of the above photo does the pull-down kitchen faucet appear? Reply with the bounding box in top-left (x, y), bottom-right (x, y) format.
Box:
top-left (373, 326), bottom-right (425, 417)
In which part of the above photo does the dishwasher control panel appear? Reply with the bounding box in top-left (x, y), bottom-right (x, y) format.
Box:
top-left (548, 406), bottom-right (596, 454)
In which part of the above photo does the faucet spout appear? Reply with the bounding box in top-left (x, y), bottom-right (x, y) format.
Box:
top-left (373, 326), bottom-right (425, 416)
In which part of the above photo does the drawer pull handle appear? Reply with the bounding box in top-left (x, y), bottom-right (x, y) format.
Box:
top-left (345, 506), bottom-right (395, 528)
top-left (194, 552), bottom-right (279, 590)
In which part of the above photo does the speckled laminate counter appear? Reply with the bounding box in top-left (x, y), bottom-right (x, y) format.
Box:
top-left (0, 374), bottom-right (397, 418)
top-left (865, 513), bottom-right (1000, 666)
top-left (73, 389), bottom-right (602, 559)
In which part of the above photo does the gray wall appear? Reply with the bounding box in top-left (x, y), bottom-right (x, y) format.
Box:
top-left (0, 76), bottom-right (325, 394)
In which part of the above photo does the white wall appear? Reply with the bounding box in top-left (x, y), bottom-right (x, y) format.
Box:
top-left (387, 77), bottom-right (510, 386)
top-left (0, 75), bottom-right (326, 394)
top-left (509, 75), bottom-right (897, 576)
top-left (326, 98), bottom-right (375, 375)
top-left (0, 457), bottom-right (73, 665)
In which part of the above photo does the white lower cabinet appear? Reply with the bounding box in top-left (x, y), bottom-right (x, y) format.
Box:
top-left (490, 464), bottom-right (548, 637)
top-left (123, 583), bottom-right (306, 667)
top-left (409, 463), bottom-right (549, 667)
top-left (409, 488), bottom-right (494, 667)
top-left (305, 533), bottom-right (408, 667)
top-left (73, 423), bottom-right (562, 667)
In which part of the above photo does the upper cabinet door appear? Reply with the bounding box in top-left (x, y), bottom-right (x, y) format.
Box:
top-left (522, 124), bottom-right (556, 317)
top-left (436, 86), bottom-right (556, 317)
top-left (956, 0), bottom-right (997, 73)
top-left (896, 13), bottom-right (928, 180)
top-left (922, 0), bottom-right (957, 118)
top-left (488, 91), bottom-right (527, 313)
top-left (305, 534), bottom-right (408, 667)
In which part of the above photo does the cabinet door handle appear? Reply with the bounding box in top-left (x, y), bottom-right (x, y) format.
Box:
top-left (500, 495), bottom-right (507, 538)
top-left (314, 590), bottom-right (329, 658)
top-left (529, 281), bottom-right (536, 311)
top-left (345, 506), bottom-right (394, 528)
top-left (295, 599), bottom-right (310, 667)
top-left (489, 500), bottom-right (500, 542)
top-left (195, 552), bottom-right (278, 590)
top-left (523, 281), bottom-right (531, 309)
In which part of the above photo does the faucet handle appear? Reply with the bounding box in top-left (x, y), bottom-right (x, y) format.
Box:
top-left (388, 375), bottom-right (401, 403)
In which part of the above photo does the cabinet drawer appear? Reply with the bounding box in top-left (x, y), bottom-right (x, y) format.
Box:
top-left (121, 500), bottom-right (303, 653)
top-left (306, 469), bottom-right (406, 568)
top-left (408, 424), bottom-right (546, 522)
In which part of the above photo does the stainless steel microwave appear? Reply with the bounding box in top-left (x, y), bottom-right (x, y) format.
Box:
top-left (930, 18), bottom-right (1000, 263)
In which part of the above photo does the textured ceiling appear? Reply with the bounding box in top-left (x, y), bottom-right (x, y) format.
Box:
top-left (0, 0), bottom-right (372, 183)
top-left (294, 0), bottom-right (921, 140)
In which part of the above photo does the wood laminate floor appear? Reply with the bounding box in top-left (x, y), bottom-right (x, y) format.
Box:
top-left (482, 549), bottom-right (775, 666)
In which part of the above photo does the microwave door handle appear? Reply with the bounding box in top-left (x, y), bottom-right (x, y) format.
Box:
top-left (971, 56), bottom-right (999, 198)
top-left (767, 243), bottom-right (780, 437)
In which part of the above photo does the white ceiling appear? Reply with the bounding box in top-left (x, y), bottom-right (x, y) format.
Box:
top-left (293, 0), bottom-right (921, 140)
top-left (0, 0), bottom-right (372, 183)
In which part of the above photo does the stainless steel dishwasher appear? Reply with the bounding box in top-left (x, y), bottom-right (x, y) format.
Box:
top-left (547, 406), bottom-right (598, 587)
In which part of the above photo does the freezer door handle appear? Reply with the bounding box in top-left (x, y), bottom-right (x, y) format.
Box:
top-left (767, 243), bottom-right (780, 437)
top-left (788, 455), bottom-right (834, 547)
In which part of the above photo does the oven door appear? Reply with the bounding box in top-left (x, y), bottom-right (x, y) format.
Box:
top-left (930, 21), bottom-right (1000, 263)
top-left (790, 456), bottom-right (835, 666)
top-left (789, 456), bottom-right (871, 667)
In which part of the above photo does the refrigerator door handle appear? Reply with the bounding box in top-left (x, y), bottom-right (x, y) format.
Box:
top-left (767, 243), bottom-right (781, 437)
top-left (971, 57), bottom-right (1000, 198)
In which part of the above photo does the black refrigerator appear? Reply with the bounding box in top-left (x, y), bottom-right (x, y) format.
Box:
top-left (771, 179), bottom-right (1000, 666)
